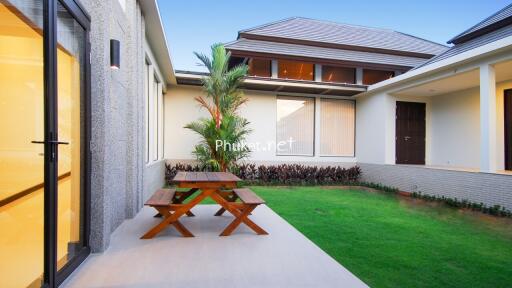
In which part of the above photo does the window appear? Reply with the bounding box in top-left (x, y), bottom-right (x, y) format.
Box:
top-left (153, 76), bottom-right (159, 161)
top-left (320, 99), bottom-right (355, 156)
top-left (278, 60), bottom-right (314, 81)
top-left (363, 69), bottom-right (394, 85)
top-left (228, 56), bottom-right (245, 70)
top-left (145, 58), bottom-right (164, 164)
top-left (248, 58), bottom-right (271, 77)
top-left (322, 66), bottom-right (355, 84)
top-left (276, 96), bottom-right (315, 156)
top-left (159, 83), bottom-right (165, 159)
top-left (144, 60), bottom-right (150, 163)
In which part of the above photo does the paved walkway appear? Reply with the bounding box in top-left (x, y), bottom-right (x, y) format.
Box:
top-left (62, 205), bottom-right (368, 288)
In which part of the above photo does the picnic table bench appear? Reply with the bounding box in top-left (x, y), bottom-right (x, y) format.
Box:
top-left (141, 172), bottom-right (268, 239)
top-left (144, 188), bottom-right (195, 237)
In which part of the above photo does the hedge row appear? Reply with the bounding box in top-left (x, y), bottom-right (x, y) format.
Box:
top-left (165, 163), bottom-right (361, 185)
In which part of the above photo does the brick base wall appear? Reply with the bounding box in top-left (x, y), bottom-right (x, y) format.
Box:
top-left (358, 163), bottom-right (512, 210)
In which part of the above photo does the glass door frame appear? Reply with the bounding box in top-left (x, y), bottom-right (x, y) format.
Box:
top-left (42, 0), bottom-right (91, 287)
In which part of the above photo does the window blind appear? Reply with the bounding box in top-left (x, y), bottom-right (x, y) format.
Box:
top-left (276, 96), bottom-right (315, 155)
top-left (320, 99), bottom-right (355, 156)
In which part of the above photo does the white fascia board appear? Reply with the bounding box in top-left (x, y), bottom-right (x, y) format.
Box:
top-left (174, 72), bottom-right (366, 92)
top-left (140, 0), bottom-right (176, 86)
top-left (144, 37), bottom-right (167, 92)
top-left (244, 78), bottom-right (366, 92)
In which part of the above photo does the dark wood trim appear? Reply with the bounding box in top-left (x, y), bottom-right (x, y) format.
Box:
top-left (239, 33), bottom-right (436, 59)
top-left (0, 172), bottom-right (71, 208)
top-left (505, 89), bottom-right (512, 171)
top-left (229, 49), bottom-right (411, 72)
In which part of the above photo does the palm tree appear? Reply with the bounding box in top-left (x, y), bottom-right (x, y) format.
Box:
top-left (185, 44), bottom-right (251, 171)
top-left (193, 44), bottom-right (248, 129)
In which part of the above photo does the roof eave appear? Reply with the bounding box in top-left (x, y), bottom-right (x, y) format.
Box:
top-left (356, 34), bottom-right (512, 98)
top-left (225, 45), bottom-right (422, 71)
top-left (448, 13), bottom-right (512, 44)
top-left (238, 33), bottom-right (441, 59)
top-left (140, 0), bottom-right (176, 86)
top-left (174, 71), bottom-right (367, 96)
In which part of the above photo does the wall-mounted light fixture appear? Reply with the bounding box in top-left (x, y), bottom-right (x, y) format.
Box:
top-left (110, 39), bottom-right (120, 69)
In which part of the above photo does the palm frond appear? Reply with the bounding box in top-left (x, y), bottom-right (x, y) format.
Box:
top-left (186, 44), bottom-right (251, 171)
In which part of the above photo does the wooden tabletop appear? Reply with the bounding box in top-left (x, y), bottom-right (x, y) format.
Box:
top-left (172, 171), bottom-right (241, 182)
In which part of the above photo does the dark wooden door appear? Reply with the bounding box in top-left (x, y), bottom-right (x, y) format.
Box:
top-left (505, 90), bottom-right (512, 170)
top-left (396, 101), bottom-right (426, 164)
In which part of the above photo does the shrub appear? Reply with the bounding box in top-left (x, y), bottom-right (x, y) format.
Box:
top-left (411, 192), bottom-right (512, 217)
top-left (165, 162), bottom-right (361, 185)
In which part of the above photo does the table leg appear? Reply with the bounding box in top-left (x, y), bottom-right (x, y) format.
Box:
top-left (141, 189), bottom-right (213, 239)
top-left (174, 188), bottom-right (199, 217)
top-left (220, 204), bottom-right (258, 236)
top-left (148, 207), bottom-right (194, 237)
top-left (210, 192), bottom-right (268, 236)
top-left (214, 193), bottom-right (238, 216)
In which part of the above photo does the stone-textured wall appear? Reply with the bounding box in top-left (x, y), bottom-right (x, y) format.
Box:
top-left (359, 163), bottom-right (512, 210)
top-left (80, 0), bottom-right (155, 252)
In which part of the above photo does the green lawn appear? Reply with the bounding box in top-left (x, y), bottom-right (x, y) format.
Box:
top-left (248, 186), bottom-right (512, 288)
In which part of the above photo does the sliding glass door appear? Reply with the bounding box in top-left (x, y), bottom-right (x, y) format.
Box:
top-left (56, 0), bottom-right (87, 273)
top-left (0, 0), bottom-right (90, 287)
top-left (0, 1), bottom-right (45, 286)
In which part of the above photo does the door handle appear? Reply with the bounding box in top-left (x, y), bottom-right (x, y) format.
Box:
top-left (31, 140), bottom-right (69, 145)
top-left (404, 136), bottom-right (411, 141)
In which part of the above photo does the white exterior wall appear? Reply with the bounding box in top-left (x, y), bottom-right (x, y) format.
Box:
top-left (163, 85), bottom-right (208, 161)
top-left (429, 80), bottom-right (510, 169)
top-left (164, 85), bottom-right (356, 166)
top-left (430, 87), bottom-right (481, 168)
top-left (355, 81), bottom-right (511, 170)
top-left (355, 92), bottom-right (433, 165)
top-left (354, 92), bottom-right (387, 164)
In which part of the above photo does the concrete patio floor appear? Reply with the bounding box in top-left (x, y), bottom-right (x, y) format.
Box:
top-left (62, 204), bottom-right (368, 288)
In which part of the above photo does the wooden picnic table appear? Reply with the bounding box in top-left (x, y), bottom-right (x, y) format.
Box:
top-left (141, 171), bottom-right (267, 239)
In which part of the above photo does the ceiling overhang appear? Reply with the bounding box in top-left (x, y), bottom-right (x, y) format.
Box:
top-left (175, 72), bottom-right (367, 97)
top-left (392, 59), bottom-right (512, 97)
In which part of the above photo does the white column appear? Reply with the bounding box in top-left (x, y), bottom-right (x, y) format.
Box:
top-left (356, 67), bottom-right (363, 85)
top-left (314, 64), bottom-right (322, 82)
top-left (271, 60), bottom-right (278, 79)
top-left (479, 64), bottom-right (497, 173)
top-left (314, 97), bottom-right (321, 157)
